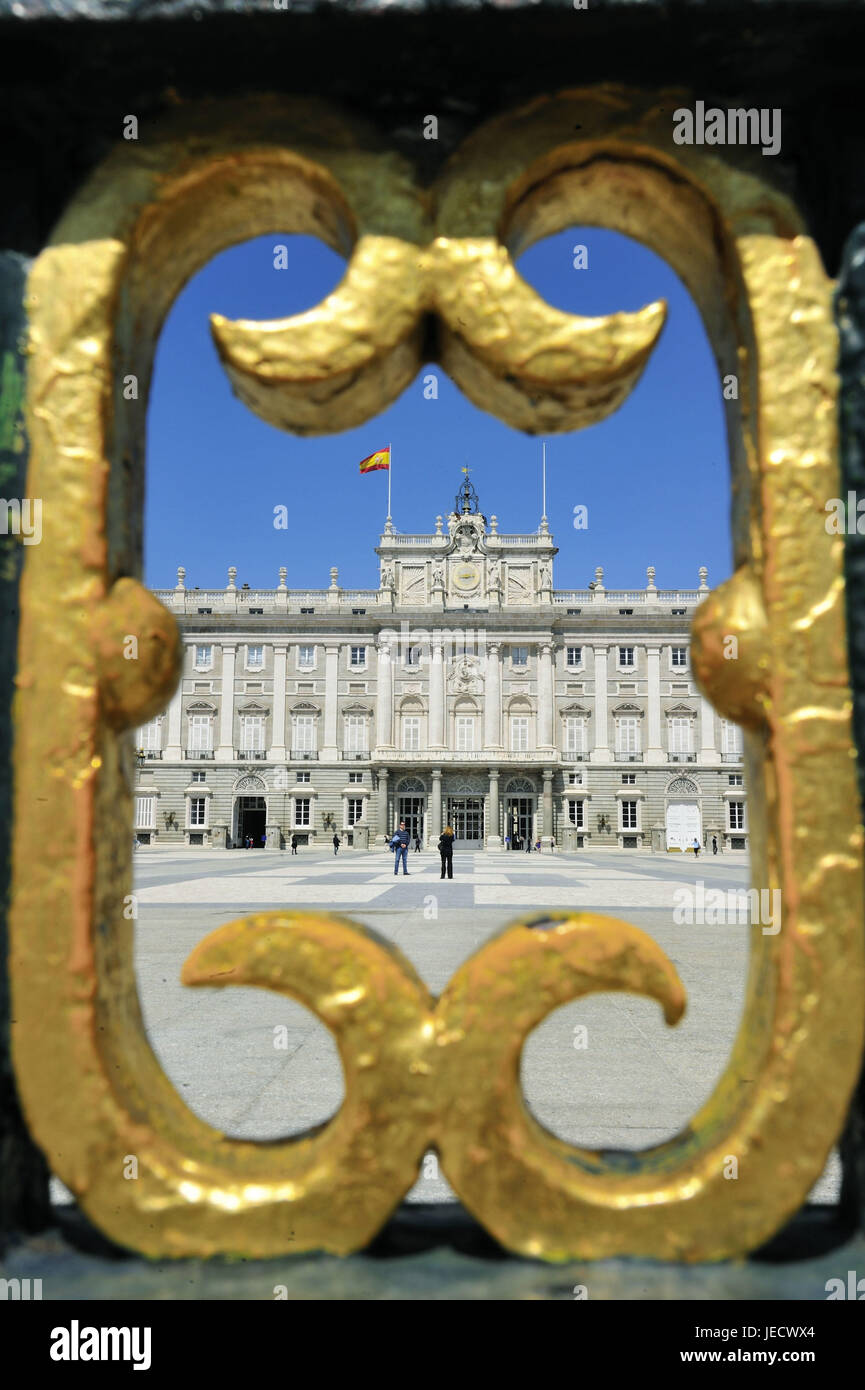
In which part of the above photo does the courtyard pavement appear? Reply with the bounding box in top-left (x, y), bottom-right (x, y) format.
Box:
top-left (122, 845), bottom-right (840, 1207)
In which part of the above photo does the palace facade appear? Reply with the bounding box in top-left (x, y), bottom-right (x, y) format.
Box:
top-left (135, 479), bottom-right (747, 853)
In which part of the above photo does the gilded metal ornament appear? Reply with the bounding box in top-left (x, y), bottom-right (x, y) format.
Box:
top-left (10, 89), bottom-right (865, 1262)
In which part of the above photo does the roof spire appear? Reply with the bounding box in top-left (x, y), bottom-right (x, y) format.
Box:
top-left (455, 465), bottom-right (480, 515)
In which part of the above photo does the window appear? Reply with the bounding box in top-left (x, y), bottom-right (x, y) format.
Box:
top-left (138, 718), bottom-right (162, 751)
top-left (568, 772), bottom-right (582, 785)
top-left (721, 720), bottom-right (744, 757)
top-left (729, 801), bottom-right (745, 830)
top-left (300, 607), bottom-right (315, 614)
top-left (197, 608), bottom-right (212, 615)
top-left (344, 714), bottom-right (368, 753)
top-left (621, 773), bottom-right (636, 784)
top-left (135, 795), bottom-right (156, 829)
top-left (348, 771), bottom-right (363, 783)
top-left (296, 770), bottom-right (311, 783)
top-left (671, 608), bottom-right (686, 615)
top-left (568, 800), bottom-right (584, 828)
top-left (567, 608), bottom-right (581, 615)
top-left (295, 798), bottom-right (311, 827)
top-left (728, 773), bottom-right (743, 786)
top-left (511, 646), bottom-right (528, 667)
top-left (350, 645), bottom-right (367, 668)
top-left (292, 714), bottom-right (316, 751)
top-left (669, 717), bottom-right (692, 753)
top-left (510, 716), bottom-right (529, 752)
top-left (621, 800), bottom-right (638, 830)
top-left (456, 716), bottom-right (476, 751)
top-left (191, 770), bottom-right (206, 784)
top-left (618, 608), bottom-right (633, 616)
top-left (671, 647), bottom-right (687, 667)
top-left (566, 646), bottom-right (582, 667)
top-left (563, 716), bottom-right (586, 755)
top-left (189, 797), bottom-right (207, 827)
top-left (188, 714), bottom-right (213, 752)
top-left (246, 645), bottom-right (264, 670)
top-left (615, 717), bottom-right (640, 753)
top-left (240, 715), bottom-right (265, 751)
top-left (405, 646), bottom-right (421, 667)
top-left (298, 645), bottom-right (315, 668)
top-left (618, 646), bottom-right (635, 668)
top-left (347, 798), bottom-right (364, 826)
top-left (352, 608), bottom-right (366, 615)
top-left (402, 716), bottom-right (421, 750)
top-left (194, 645), bottom-right (213, 670)
top-left (249, 607), bottom-right (264, 614)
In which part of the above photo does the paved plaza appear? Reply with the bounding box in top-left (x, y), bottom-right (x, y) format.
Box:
top-left (127, 845), bottom-right (839, 1207)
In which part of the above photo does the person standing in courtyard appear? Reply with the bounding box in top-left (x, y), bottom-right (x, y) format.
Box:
top-left (291, 833), bottom-right (298, 855)
top-left (439, 824), bottom-right (455, 879)
top-left (712, 836), bottom-right (718, 855)
top-left (413, 829), bottom-right (421, 853)
top-left (692, 836), bottom-right (701, 857)
top-left (333, 832), bottom-right (341, 856)
top-left (391, 821), bottom-right (410, 876)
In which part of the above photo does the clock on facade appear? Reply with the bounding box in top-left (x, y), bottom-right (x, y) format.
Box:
top-left (453, 562), bottom-right (481, 591)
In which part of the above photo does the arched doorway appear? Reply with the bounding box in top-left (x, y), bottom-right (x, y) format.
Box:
top-left (395, 776), bottom-right (426, 845)
top-left (445, 774), bottom-right (486, 849)
top-left (233, 774), bottom-right (268, 848)
top-left (665, 776), bottom-right (701, 852)
top-left (505, 776), bottom-right (537, 850)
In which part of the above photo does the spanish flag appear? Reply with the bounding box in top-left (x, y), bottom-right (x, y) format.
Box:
top-left (359, 447), bottom-right (390, 474)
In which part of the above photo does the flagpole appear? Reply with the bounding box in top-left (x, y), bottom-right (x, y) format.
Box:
top-left (387, 441), bottom-right (392, 529)
top-left (541, 440), bottom-right (548, 532)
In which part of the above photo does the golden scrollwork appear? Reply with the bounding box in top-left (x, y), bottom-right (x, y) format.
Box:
top-left (10, 89), bottom-right (865, 1262)
top-left (211, 233), bottom-right (666, 435)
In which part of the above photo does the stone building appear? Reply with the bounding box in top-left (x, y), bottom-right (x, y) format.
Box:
top-left (135, 477), bottom-right (747, 853)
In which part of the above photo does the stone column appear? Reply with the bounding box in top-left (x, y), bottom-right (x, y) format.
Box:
top-left (537, 640), bottom-right (555, 749)
top-left (542, 768), bottom-right (554, 840)
top-left (591, 644), bottom-right (610, 760)
top-left (646, 645), bottom-right (664, 763)
top-left (322, 643), bottom-right (340, 759)
top-left (164, 672), bottom-right (184, 760)
top-left (701, 696), bottom-right (720, 763)
top-left (376, 639), bottom-right (394, 749)
top-left (430, 768), bottom-right (442, 842)
top-left (483, 641), bottom-right (502, 749)
top-left (487, 767), bottom-right (502, 850)
top-left (377, 767), bottom-right (389, 844)
top-left (429, 637), bottom-right (446, 748)
top-left (216, 644), bottom-right (236, 762)
top-left (270, 645), bottom-right (287, 760)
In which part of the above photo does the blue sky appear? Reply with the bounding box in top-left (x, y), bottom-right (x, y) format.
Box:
top-left (145, 227), bottom-right (730, 593)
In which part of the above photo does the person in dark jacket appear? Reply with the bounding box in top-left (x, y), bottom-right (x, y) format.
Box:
top-left (291, 834), bottom-right (298, 855)
top-left (391, 821), bottom-right (411, 876)
top-left (333, 833), bottom-right (341, 856)
top-left (439, 825), bottom-right (455, 879)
